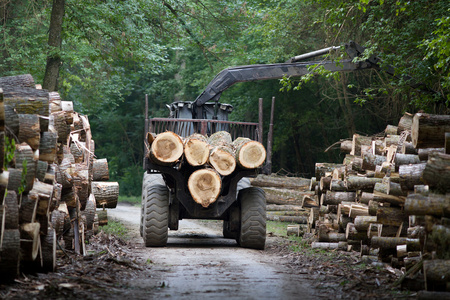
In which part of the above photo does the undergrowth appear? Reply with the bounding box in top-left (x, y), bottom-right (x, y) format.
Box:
top-left (100, 220), bottom-right (128, 238)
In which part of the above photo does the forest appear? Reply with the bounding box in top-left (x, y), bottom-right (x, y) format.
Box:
top-left (1, 0), bottom-right (449, 197)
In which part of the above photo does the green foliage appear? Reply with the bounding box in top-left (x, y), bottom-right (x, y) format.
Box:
top-left (3, 136), bottom-right (15, 170)
top-left (18, 160), bottom-right (27, 195)
top-left (2, 0), bottom-right (449, 194)
top-left (100, 220), bottom-right (128, 238)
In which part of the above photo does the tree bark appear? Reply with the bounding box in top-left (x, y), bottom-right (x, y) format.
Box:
top-left (412, 113), bottom-right (450, 149)
top-left (404, 193), bottom-right (450, 217)
top-left (0, 74), bottom-right (35, 88)
top-left (250, 174), bottom-right (310, 189)
top-left (92, 182), bottom-right (119, 209)
top-left (423, 259), bottom-right (450, 291)
top-left (43, 0), bottom-right (65, 91)
top-left (399, 163), bottom-right (426, 190)
top-left (262, 187), bottom-right (313, 205)
top-left (0, 229), bottom-right (20, 281)
top-left (423, 152), bottom-right (450, 193)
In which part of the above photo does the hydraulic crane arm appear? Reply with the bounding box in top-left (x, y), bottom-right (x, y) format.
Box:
top-left (192, 41), bottom-right (376, 118)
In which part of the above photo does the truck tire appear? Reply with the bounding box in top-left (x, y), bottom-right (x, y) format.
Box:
top-left (223, 177), bottom-right (251, 239)
top-left (143, 184), bottom-right (169, 247)
top-left (140, 174), bottom-right (165, 237)
top-left (238, 187), bottom-right (266, 250)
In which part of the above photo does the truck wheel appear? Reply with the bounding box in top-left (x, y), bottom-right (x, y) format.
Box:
top-left (238, 187), bottom-right (266, 250)
top-left (140, 174), bottom-right (164, 237)
top-left (143, 184), bottom-right (169, 247)
top-left (224, 178), bottom-right (250, 239)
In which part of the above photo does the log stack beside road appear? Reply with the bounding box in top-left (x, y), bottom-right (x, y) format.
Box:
top-left (0, 74), bottom-right (119, 281)
top-left (304, 112), bottom-right (449, 294)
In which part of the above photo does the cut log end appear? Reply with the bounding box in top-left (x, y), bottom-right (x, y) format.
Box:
top-left (150, 131), bottom-right (184, 164)
top-left (209, 147), bottom-right (236, 176)
top-left (184, 138), bottom-right (210, 166)
top-left (188, 169), bottom-right (221, 208)
top-left (236, 140), bottom-right (266, 169)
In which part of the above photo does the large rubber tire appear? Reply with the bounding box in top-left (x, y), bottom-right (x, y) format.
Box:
top-left (140, 174), bottom-right (165, 237)
top-left (238, 187), bottom-right (266, 250)
top-left (143, 184), bottom-right (169, 247)
top-left (223, 177), bottom-right (251, 239)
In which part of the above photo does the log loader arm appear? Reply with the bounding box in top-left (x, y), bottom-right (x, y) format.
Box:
top-left (192, 41), bottom-right (435, 119)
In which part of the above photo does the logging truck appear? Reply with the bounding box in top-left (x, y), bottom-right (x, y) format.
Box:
top-left (140, 41), bottom-right (406, 249)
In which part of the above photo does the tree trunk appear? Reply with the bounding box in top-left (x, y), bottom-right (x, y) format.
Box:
top-left (423, 152), bottom-right (450, 193)
top-left (39, 228), bottom-right (56, 272)
top-left (43, 0), bottom-right (65, 91)
top-left (423, 259), bottom-right (450, 291)
top-left (0, 229), bottom-right (20, 281)
top-left (150, 131), bottom-right (184, 166)
top-left (350, 134), bottom-right (372, 156)
top-left (92, 182), bottom-right (119, 209)
top-left (250, 174), bottom-right (310, 189)
top-left (398, 112), bottom-right (414, 132)
top-left (233, 137), bottom-right (266, 169)
top-left (412, 113), bottom-right (450, 149)
top-left (376, 206), bottom-right (408, 226)
top-left (209, 146), bottom-right (236, 176)
top-left (18, 114), bottom-right (40, 150)
top-left (399, 163), bottom-right (426, 190)
top-left (0, 74), bottom-right (35, 88)
top-left (19, 192), bottom-right (39, 223)
top-left (184, 133), bottom-right (209, 167)
top-left (266, 214), bottom-right (307, 224)
top-left (354, 215), bottom-right (377, 231)
top-left (404, 193), bottom-right (450, 217)
top-left (262, 187), bottom-right (314, 205)
top-left (323, 191), bottom-right (356, 205)
top-left (362, 153), bottom-right (386, 171)
top-left (52, 111), bottom-right (70, 143)
top-left (4, 190), bottom-right (19, 229)
top-left (315, 163), bottom-right (343, 181)
top-left (371, 236), bottom-right (420, 251)
top-left (345, 176), bottom-right (382, 191)
top-left (266, 204), bottom-right (305, 211)
top-left (188, 168), bottom-right (221, 208)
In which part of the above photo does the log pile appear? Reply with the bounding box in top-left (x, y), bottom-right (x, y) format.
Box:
top-left (0, 74), bottom-right (118, 281)
top-left (301, 112), bottom-right (450, 294)
top-left (147, 130), bottom-right (266, 208)
top-left (247, 174), bottom-right (312, 224)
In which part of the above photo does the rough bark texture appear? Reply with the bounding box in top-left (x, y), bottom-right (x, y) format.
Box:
top-left (92, 182), bottom-right (119, 209)
top-left (0, 74), bottom-right (35, 88)
top-left (422, 152), bottom-right (450, 193)
top-left (43, 0), bottom-right (65, 91)
top-left (412, 113), bottom-right (450, 149)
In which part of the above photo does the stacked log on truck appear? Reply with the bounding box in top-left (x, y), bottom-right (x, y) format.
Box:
top-left (295, 112), bottom-right (449, 295)
top-left (0, 74), bottom-right (119, 282)
top-left (147, 130), bottom-right (267, 208)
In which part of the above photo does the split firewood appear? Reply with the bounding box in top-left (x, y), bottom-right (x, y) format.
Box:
top-left (19, 222), bottom-right (41, 261)
top-left (188, 168), bottom-right (222, 208)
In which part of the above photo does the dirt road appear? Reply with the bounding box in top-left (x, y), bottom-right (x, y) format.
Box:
top-left (108, 203), bottom-right (317, 299)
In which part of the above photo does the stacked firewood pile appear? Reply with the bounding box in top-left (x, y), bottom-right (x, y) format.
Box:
top-left (0, 74), bottom-right (119, 281)
top-left (147, 130), bottom-right (266, 207)
top-left (249, 174), bottom-right (312, 224)
top-left (298, 112), bottom-right (449, 294)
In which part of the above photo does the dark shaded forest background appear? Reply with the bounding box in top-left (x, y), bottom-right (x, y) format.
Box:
top-left (1, 0), bottom-right (449, 196)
